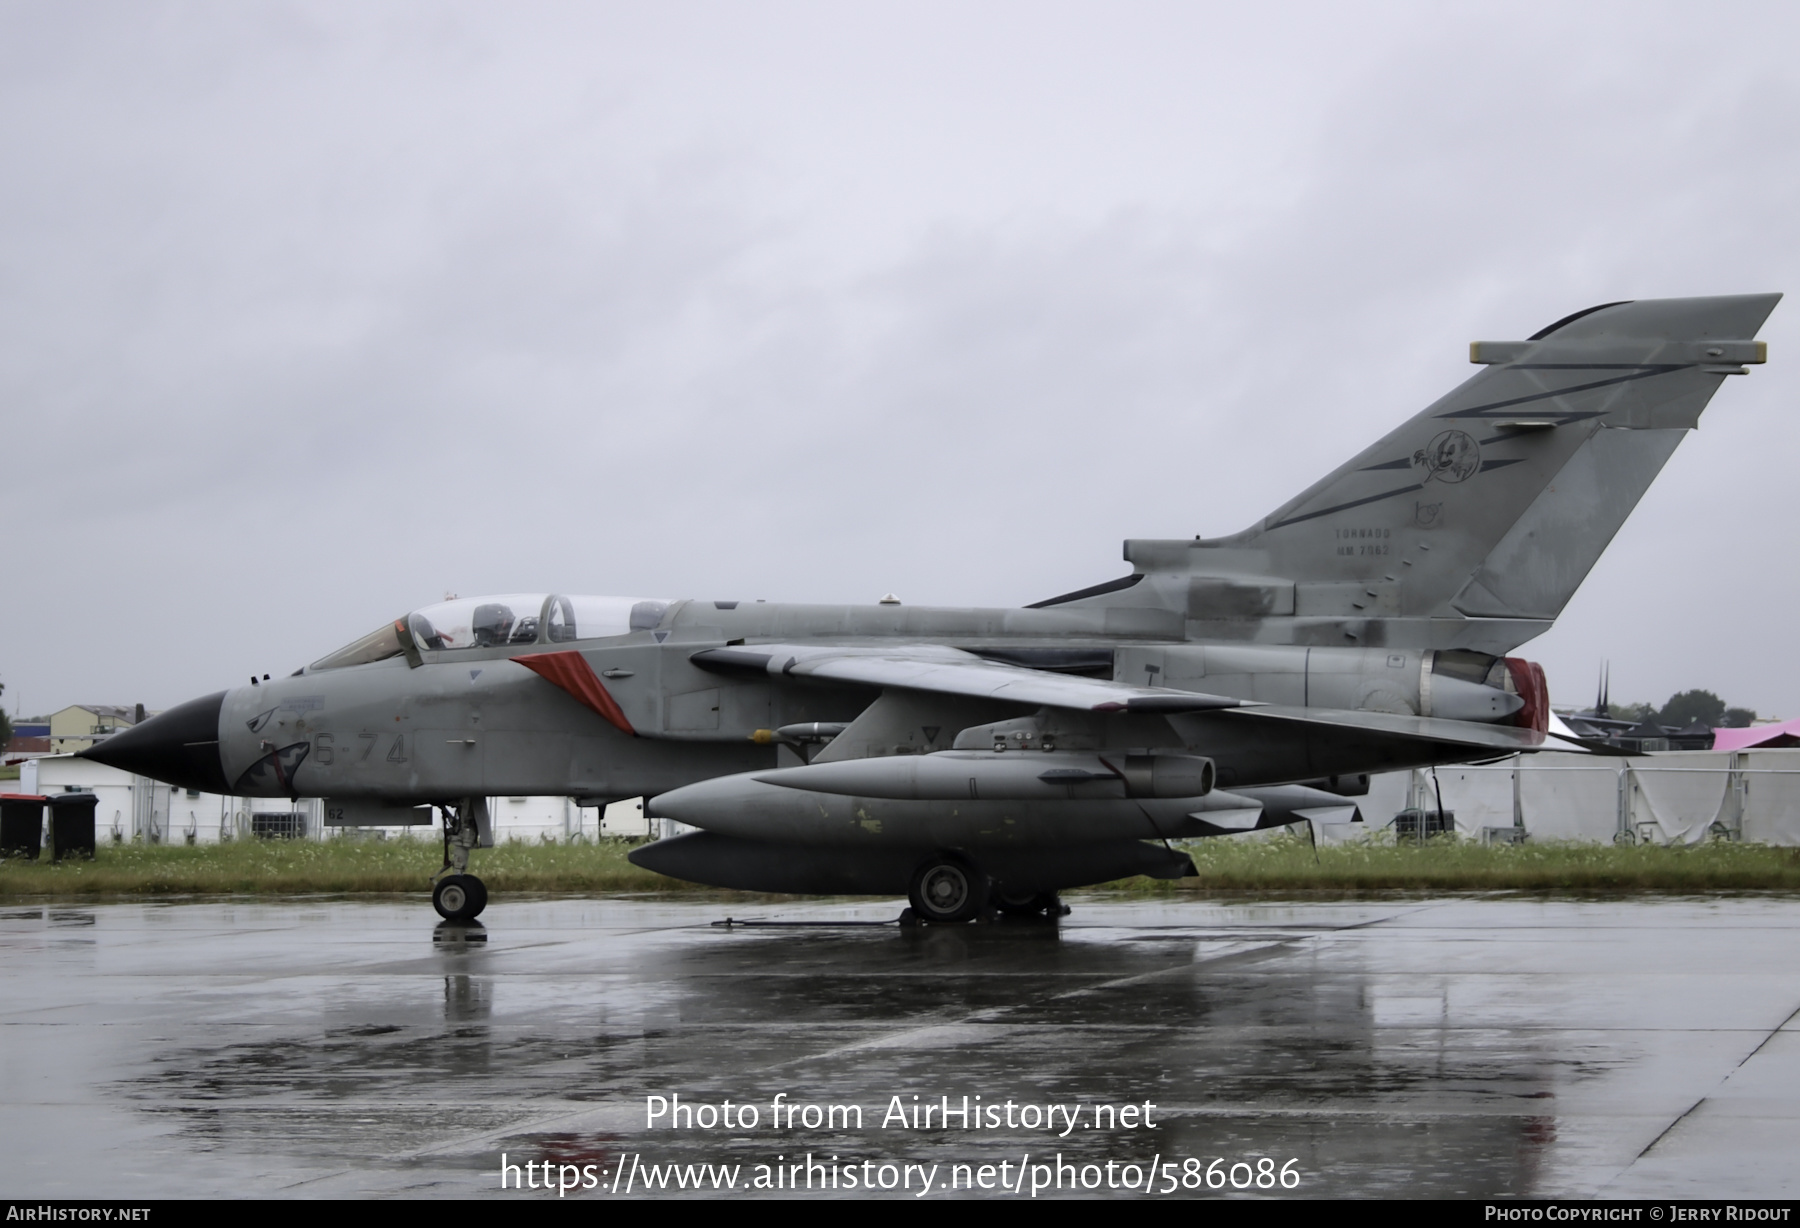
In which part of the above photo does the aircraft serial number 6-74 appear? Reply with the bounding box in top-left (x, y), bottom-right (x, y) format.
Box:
top-left (87, 295), bottom-right (1779, 923)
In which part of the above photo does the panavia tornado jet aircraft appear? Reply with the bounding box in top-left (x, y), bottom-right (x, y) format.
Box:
top-left (85, 294), bottom-right (1778, 923)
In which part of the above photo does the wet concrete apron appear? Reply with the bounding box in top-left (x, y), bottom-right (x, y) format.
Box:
top-left (3, 895), bottom-right (1798, 1198)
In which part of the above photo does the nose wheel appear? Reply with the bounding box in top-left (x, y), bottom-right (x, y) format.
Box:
top-left (432, 799), bottom-right (490, 921)
top-left (433, 874), bottom-right (488, 922)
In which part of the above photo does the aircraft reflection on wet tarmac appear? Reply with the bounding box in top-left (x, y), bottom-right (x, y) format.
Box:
top-left (2, 896), bottom-right (1799, 1199)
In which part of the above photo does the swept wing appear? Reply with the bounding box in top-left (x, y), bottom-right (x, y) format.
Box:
top-left (690, 642), bottom-right (1541, 755)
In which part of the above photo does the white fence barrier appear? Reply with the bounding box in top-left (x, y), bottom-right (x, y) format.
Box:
top-left (1356, 749), bottom-right (1800, 846)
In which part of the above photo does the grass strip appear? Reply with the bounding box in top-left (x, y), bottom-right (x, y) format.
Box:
top-left (1108, 831), bottom-right (1800, 894)
top-left (0, 835), bottom-right (681, 896)
top-left (4, 832), bottom-right (1800, 898)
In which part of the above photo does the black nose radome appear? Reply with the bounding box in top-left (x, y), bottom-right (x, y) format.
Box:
top-left (78, 691), bottom-right (231, 795)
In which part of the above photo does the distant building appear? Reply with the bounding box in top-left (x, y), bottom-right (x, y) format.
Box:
top-left (1715, 718), bottom-right (1800, 751)
top-left (3, 722), bottom-right (53, 765)
top-left (1670, 721), bottom-right (1716, 751)
top-left (47, 704), bottom-right (148, 756)
top-left (1616, 715), bottom-right (1670, 754)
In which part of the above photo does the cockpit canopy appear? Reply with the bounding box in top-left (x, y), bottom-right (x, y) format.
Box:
top-left (307, 594), bottom-right (671, 672)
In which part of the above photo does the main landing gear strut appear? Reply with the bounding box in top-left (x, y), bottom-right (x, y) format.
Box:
top-left (432, 799), bottom-right (489, 922)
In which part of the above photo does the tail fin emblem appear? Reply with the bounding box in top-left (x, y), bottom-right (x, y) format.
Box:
top-left (1413, 430), bottom-right (1481, 483)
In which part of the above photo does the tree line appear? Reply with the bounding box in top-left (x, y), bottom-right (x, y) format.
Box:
top-left (1608, 689), bottom-right (1756, 730)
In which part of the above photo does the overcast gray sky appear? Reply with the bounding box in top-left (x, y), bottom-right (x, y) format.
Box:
top-left (3, 1), bottom-right (1797, 719)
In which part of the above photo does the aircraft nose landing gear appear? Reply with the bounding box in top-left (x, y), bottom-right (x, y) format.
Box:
top-left (431, 799), bottom-right (491, 922)
top-left (433, 874), bottom-right (488, 922)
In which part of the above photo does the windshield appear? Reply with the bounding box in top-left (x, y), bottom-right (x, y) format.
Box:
top-left (308, 619), bottom-right (412, 672)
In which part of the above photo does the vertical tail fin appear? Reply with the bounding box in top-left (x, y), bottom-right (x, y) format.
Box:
top-left (1063, 295), bottom-right (1779, 652)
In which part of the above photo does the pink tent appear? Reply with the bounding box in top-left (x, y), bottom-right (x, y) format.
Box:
top-left (1714, 719), bottom-right (1800, 751)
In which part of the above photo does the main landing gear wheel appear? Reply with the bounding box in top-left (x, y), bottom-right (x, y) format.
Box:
top-left (433, 874), bottom-right (488, 922)
top-left (907, 854), bottom-right (988, 924)
top-left (993, 889), bottom-right (1066, 918)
